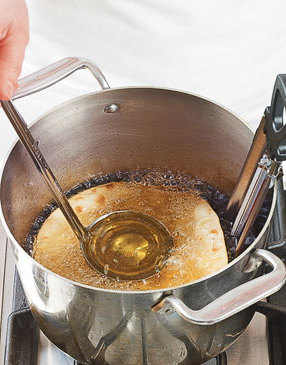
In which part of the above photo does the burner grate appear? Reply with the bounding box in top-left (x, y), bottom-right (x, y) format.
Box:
top-left (216, 353), bottom-right (227, 365)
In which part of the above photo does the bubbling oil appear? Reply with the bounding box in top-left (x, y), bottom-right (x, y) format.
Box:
top-left (25, 168), bottom-right (267, 291)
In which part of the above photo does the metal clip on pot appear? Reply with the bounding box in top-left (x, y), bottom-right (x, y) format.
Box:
top-left (153, 75), bottom-right (286, 324)
top-left (225, 75), bottom-right (286, 256)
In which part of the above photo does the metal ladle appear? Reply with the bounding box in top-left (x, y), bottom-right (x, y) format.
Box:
top-left (1, 85), bottom-right (173, 281)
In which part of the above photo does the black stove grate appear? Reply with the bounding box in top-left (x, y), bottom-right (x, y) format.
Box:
top-left (4, 308), bottom-right (39, 365)
top-left (216, 353), bottom-right (227, 365)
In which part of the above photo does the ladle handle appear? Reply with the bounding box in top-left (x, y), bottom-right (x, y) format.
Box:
top-left (1, 100), bottom-right (86, 241)
top-left (0, 58), bottom-right (109, 242)
top-left (12, 57), bottom-right (110, 100)
top-left (152, 249), bottom-right (286, 325)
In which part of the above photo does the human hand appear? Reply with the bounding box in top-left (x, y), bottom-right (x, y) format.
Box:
top-left (0, 0), bottom-right (29, 100)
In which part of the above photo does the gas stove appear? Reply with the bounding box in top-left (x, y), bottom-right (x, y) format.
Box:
top-left (1, 182), bottom-right (286, 365)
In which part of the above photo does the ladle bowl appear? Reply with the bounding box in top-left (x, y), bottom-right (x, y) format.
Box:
top-left (0, 99), bottom-right (173, 281)
top-left (84, 210), bottom-right (173, 280)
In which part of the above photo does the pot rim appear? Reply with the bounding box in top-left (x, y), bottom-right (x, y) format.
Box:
top-left (0, 86), bottom-right (277, 295)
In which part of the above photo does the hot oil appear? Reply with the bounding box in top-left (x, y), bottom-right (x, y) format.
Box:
top-left (25, 169), bottom-right (270, 291)
top-left (87, 210), bottom-right (173, 280)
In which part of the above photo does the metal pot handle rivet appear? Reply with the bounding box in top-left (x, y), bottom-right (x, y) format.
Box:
top-left (152, 249), bottom-right (286, 325)
top-left (104, 104), bottom-right (119, 113)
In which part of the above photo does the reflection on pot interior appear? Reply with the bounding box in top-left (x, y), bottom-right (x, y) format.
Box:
top-left (28, 169), bottom-right (235, 291)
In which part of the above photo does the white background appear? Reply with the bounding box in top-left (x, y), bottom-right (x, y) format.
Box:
top-left (1, 0), bottom-right (286, 168)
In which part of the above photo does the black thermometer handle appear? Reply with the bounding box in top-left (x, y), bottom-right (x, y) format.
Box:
top-left (265, 74), bottom-right (286, 161)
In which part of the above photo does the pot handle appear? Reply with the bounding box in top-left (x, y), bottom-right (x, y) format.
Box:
top-left (12, 57), bottom-right (110, 101)
top-left (152, 249), bottom-right (286, 325)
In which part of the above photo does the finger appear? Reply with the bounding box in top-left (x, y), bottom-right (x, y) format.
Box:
top-left (0, 16), bottom-right (29, 100)
top-left (0, 40), bottom-right (26, 98)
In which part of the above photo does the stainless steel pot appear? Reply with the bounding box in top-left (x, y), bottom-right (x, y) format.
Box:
top-left (1, 58), bottom-right (285, 365)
